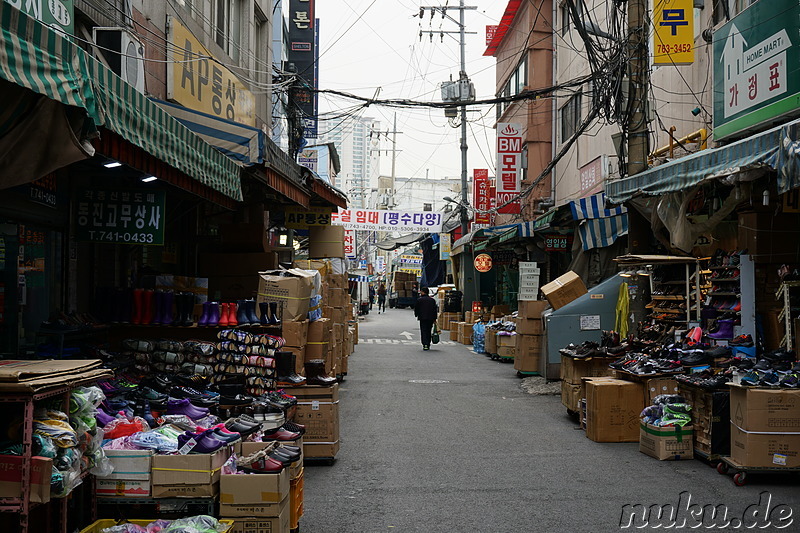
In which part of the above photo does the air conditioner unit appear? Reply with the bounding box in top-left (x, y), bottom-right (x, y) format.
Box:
top-left (92, 27), bottom-right (146, 93)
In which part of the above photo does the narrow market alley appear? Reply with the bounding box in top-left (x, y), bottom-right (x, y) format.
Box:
top-left (301, 308), bottom-right (800, 532)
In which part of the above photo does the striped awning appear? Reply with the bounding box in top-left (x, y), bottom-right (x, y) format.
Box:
top-left (569, 193), bottom-right (628, 251)
top-left (153, 99), bottom-right (264, 167)
top-left (349, 275), bottom-right (371, 282)
top-left (0, 4), bottom-right (243, 201)
top-left (605, 117), bottom-right (800, 204)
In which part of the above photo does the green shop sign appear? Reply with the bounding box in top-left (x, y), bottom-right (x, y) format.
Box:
top-left (74, 189), bottom-right (166, 245)
top-left (5, 0), bottom-right (74, 35)
top-left (713, 0), bottom-right (800, 140)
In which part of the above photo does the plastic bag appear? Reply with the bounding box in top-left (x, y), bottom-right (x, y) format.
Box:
top-left (431, 323), bottom-right (440, 345)
top-left (472, 322), bottom-right (486, 353)
top-left (308, 294), bottom-right (322, 321)
top-left (34, 409), bottom-right (78, 448)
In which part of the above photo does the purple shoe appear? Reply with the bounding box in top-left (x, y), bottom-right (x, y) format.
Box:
top-left (177, 430), bottom-right (226, 453)
top-left (167, 398), bottom-right (210, 420)
top-left (95, 409), bottom-right (115, 427)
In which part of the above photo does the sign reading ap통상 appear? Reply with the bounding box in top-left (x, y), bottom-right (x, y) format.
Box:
top-left (332, 209), bottom-right (443, 233)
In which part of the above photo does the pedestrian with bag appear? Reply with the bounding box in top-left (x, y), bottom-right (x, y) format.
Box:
top-left (414, 286), bottom-right (438, 350)
top-left (377, 282), bottom-right (387, 313)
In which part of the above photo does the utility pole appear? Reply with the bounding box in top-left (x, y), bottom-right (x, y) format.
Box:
top-left (626, 0), bottom-right (649, 177)
top-left (420, 1), bottom-right (476, 237)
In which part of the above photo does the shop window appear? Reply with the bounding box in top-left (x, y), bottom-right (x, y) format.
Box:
top-left (560, 2), bottom-right (570, 36)
top-left (214, 0), bottom-right (241, 62)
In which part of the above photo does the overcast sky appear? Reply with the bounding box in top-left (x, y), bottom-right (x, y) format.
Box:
top-left (314, 0), bottom-right (507, 182)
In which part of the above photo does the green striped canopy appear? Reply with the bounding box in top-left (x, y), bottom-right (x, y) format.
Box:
top-left (0, 4), bottom-right (242, 201)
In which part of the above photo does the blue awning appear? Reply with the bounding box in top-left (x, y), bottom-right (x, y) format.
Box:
top-left (605, 117), bottom-right (800, 203)
top-left (569, 192), bottom-right (628, 251)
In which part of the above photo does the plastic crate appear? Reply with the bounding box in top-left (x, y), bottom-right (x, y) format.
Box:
top-left (80, 519), bottom-right (234, 533)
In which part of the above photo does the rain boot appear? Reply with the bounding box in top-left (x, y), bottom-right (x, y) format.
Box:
top-left (197, 301), bottom-right (209, 327)
top-left (131, 289), bottom-right (144, 325)
top-left (162, 290), bottom-right (174, 326)
top-left (152, 290), bottom-right (164, 325)
top-left (708, 319), bottom-right (735, 340)
top-left (275, 351), bottom-right (306, 387)
top-left (141, 289), bottom-right (155, 325)
top-left (259, 302), bottom-right (270, 326)
top-left (237, 300), bottom-right (250, 327)
top-left (304, 359), bottom-right (337, 386)
top-left (218, 303), bottom-right (230, 327)
top-left (269, 302), bottom-right (281, 326)
top-left (182, 293), bottom-right (196, 326)
top-left (208, 302), bottom-right (221, 327)
top-left (120, 288), bottom-right (132, 324)
top-left (246, 299), bottom-right (260, 325)
top-left (228, 302), bottom-right (239, 327)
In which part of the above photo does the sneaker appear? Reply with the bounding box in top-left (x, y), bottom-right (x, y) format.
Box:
top-left (729, 334), bottom-right (754, 347)
top-left (753, 359), bottom-right (772, 372)
top-left (779, 373), bottom-right (799, 388)
top-left (740, 371), bottom-right (760, 386)
top-left (759, 371), bottom-right (780, 387)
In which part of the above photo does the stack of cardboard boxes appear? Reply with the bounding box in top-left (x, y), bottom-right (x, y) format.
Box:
top-left (584, 378), bottom-right (645, 443)
top-left (285, 384), bottom-right (341, 460)
top-left (514, 301), bottom-right (548, 374)
top-left (393, 271), bottom-right (416, 298)
top-left (729, 385), bottom-right (800, 468)
top-left (559, 356), bottom-right (616, 413)
top-left (220, 468), bottom-right (291, 533)
top-left (150, 447), bottom-right (231, 498)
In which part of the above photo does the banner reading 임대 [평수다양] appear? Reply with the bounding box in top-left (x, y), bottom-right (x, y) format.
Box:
top-left (331, 208), bottom-right (443, 233)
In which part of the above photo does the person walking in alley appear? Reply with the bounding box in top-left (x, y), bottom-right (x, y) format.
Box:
top-left (369, 284), bottom-right (376, 310)
top-left (414, 286), bottom-right (438, 350)
top-left (377, 282), bottom-right (387, 313)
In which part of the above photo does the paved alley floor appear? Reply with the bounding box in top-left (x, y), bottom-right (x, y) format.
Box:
top-left (300, 308), bottom-right (800, 532)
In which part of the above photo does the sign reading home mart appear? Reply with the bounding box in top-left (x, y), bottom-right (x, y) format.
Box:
top-left (713, 0), bottom-right (800, 140)
top-left (75, 190), bottom-right (166, 245)
top-left (332, 209), bottom-right (443, 233)
top-left (5, 0), bottom-right (73, 35)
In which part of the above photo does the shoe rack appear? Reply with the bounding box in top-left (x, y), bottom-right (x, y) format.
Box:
top-left (705, 253), bottom-right (755, 341)
top-left (775, 279), bottom-right (800, 351)
top-left (646, 261), bottom-right (704, 326)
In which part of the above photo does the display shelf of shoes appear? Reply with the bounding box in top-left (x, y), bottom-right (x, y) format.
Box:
top-left (107, 324), bottom-right (281, 345)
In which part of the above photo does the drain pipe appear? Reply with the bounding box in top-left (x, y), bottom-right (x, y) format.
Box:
top-left (550, 0), bottom-right (558, 208)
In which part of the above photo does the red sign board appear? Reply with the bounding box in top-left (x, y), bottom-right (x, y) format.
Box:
top-left (486, 25), bottom-right (499, 46)
top-left (496, 123), bottom-right (522, 214)
top-left (473, 169), bottom-right (491, 225)
top-left (474, 253), bottom-right (493, 273)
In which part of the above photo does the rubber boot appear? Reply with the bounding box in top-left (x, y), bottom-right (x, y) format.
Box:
top-left (275, 351), bottom-right (306, 386)
top-left (269, 302), bottom-right (281, 326)
top-left (182, 293), bottom-right (196, 326)
top-left (259, 302), bottom-right (270, 326)
top-left (228, 302), bottom-right (239, 327)
top-left (246, 299), bottom-right (260, 326)
top-left (153, 290), bottom-right (164, 324)
top-left (208, 302), bottom-right (221, 327)
top-left (237, 300), bottom-right (250, 327)
top-left (197, 301), bottom-right (210, 327)
top-left (304, 359), bottom-right (337, 386)
top-left (708, 319), bottom-right (735, 340)
top-left (218, 303), bottom-right (230, 327)
top-left (131, 289), bottom-right (144, 325)
top-left (141, 290), bottom-right (155, 325)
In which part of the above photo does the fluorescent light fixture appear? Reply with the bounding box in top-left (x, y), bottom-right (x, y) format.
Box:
top-left (104, 161), bottom-right (122, 168)
top-left (278, 234), bottom-right (289, 246)
top-left (636, 269), bottom-right (650, 276)
top-left (141, 175), bottom-right (157, 183)
top-left (619, 269), bottom-right (633, 278)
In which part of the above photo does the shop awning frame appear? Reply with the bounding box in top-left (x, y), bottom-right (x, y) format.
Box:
top-left (605, 117), bottom-right (800, 204)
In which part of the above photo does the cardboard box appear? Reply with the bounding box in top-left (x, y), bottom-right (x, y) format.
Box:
top-left (281, 320), bottom-right (308, 349)
top-left (540, 272), bottom-right (588, 310)
top-left (95, 479), bottom-right (151, 498)
top-left (561, 381), bottom-right (581, 412)
top-left (729, 385), bottom-right (800, 432)
top-left (220, 470), bottom-right (289, 506)
top-left (514, 317), bottom-right (543, 335)
top-left (485, 330), bottom-right (497, 353)
top-left (449, 329), bottom-right (459, 342)
top-left (514, 335), bottom-right (542, 372)
top-left (224, 500), bottom-right (290, 532)
top-left (101, 449), bottom-right (153, 481)
top-left (257, 269), bottom-right (315, 322)
top-left (152, 447), bottom-right (231, 488)
top-left (450, 320), bottom-right (462, 333)
top-left (497, 334), bottom-right (516, 347)
top-left (497, 346), bottom-right (516, 358)
top-left (517, 300), bottom-right (549, 319)
top-left (459, 322), bottom-right (473, 344)
top-left (585, 379), bottom-right (644, 442)
top-left (491, 304), bottom-right (510, 316)
top-left (560, 355), bottom-right (615, 385)
top-left (639, 423), bottom-right (694, 460)
top-left (151, 483), bottom-right (219, 499)
top-left (199, 253), bottom-right (277, 277)
top-left (0, 455), bottom-right (51, 503)
top-left (283, 385), bottom-right (339, 446)
top-left (303, 441), bottom-right (340, 459)
top-left (730, 423), bottom-right (800, 468)
top-left (643, 378), bottom-right (679, 405)
top-left (209, 275), bottom-right (261, 301)
top-left (309, 225), bottom-right (346, 258)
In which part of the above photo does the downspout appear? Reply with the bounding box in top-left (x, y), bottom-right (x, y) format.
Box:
top-left (551, 0), bottom-right (558, 210)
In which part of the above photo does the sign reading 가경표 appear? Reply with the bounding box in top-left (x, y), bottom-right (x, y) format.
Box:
top-left (167, 16), bottom-right (255, 126)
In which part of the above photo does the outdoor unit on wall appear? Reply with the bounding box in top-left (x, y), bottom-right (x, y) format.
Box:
top-left (92, 27), bottom-right (146, 93)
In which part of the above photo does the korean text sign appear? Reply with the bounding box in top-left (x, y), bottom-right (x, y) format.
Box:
top-left (653, 0), bottom-right (694, 66)
top-left (332, 209), bottom-right (443, 233)
top-left (496, 123), bottom-right (522, 214)
top-left (473, 169), bottom-right (492, 224)
top-left (75, 190), bottom-right (166, 245)
top-left (168, 16), bottom-right (255, 126)
top-left (285, 206), bottom-right (333, 228)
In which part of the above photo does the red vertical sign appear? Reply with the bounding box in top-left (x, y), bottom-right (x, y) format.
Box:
top-left (473, 169), bottom-right (491, 224)
top-left (496, 123), bottom-right (522, 214)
